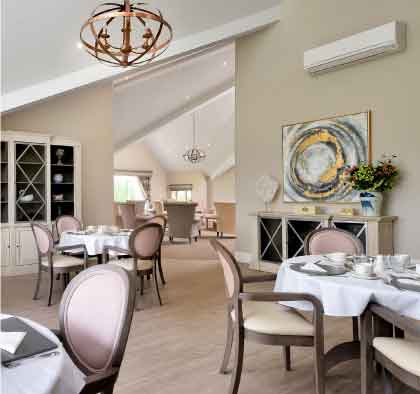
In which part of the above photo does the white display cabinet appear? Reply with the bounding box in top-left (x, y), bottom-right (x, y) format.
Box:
top-left (0, 131), bottom-right (82, 275)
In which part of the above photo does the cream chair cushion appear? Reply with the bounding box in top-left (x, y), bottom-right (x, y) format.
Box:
top-left (373, 337), bottom-right (420, 377)
top-left (232, 301), bottom-right (314, 336)
top-left (109, 258), bottom-right (153, 272)
top-left (41, 254), bottom-right (84, 268)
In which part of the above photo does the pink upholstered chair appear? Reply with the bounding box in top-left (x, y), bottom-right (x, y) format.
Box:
top-left (56, 264), bottom-right (136, 394)
top-left (31, 222), bottom-right (88, 306)
top-left (304, 227), bottom-right (364, 256)
top-left (103, 223), bottom-right (164, 307)
top-left (56, 215), bottom-right (82, 238)
top-left (211, 240), bottom-right (325, 394)
top-left (147, 215), bottom-right (167, 285)
top-left (118, 203), bottom-right (145, 229)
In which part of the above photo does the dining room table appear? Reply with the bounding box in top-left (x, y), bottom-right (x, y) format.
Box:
top-left (1, 314), bottom-right (84, 394)
top-left (58, 229), bottom-right (132, 262)
top-left (274, 255), bottom-right (420, 373)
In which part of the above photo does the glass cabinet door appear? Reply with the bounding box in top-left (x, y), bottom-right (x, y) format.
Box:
top-left (15, 142), bottom-right (47, 222)
top-left (1, 141), bottom-right (8, 223)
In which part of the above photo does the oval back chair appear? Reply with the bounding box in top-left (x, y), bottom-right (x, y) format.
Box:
top-left (31, 222), bottom-right (87, 306)
top-left (104, 223), bottom-right (164, 307)
top-left (59, 265), bottom-right (135, 393)
top-left (210, 239), bottom-right (325, 394)
top-left (146, 215), bottom-right (167, 285)
top-left (304, 227), bottom-right (364, 256)
top-left (56, 215), bottom-right (82, 239)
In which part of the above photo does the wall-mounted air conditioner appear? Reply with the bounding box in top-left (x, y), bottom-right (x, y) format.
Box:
top-left (304, 21), bottom-right (406, 74)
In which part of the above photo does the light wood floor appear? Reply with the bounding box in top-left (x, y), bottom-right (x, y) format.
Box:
top-left (1, 239), bottom-right (415, 393)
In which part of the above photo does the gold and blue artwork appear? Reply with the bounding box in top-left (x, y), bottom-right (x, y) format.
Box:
top-left (283, 112), bottom-right (370, 202)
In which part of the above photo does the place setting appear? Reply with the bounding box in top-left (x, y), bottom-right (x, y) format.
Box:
top-left (289, 252), bottom-right (350, 276)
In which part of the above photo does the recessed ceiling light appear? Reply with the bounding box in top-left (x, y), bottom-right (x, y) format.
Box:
top-left (185, 95), bottom-right (191, 100)
top-left (77, 42), bottom-right (83, 49)
top-left (207, 143), bottom-right (211, 147)
top-left (223, 61), bottom-right (228, 67)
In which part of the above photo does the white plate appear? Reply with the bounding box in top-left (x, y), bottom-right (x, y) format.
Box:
top-left (350, 272), bottom-right (381, 280)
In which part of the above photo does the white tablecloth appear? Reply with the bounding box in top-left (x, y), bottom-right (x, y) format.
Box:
top-left (59, 232), bottom-right (130, 256)
top-left (1, 314), bottom-right (84, 394)
top-left (274, 256), bottom-right (420, 319)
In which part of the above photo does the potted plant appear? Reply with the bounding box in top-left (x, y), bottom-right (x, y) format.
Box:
top-left (345, 155), bottom-right (399, 216)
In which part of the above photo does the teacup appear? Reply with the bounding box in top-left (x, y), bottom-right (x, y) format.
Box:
top-left (86, 225), bottom-right (97, 232)
top-left (327, 252), bottom-right (347, 265)
top-left (354, 263), bottom-right (374, 277)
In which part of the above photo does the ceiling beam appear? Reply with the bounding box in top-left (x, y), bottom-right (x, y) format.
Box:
top-left (1, 5), bottom-right (280, 113)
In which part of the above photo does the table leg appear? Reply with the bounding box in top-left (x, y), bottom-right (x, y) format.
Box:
top-left (96, 254), bottom-right (103, 264)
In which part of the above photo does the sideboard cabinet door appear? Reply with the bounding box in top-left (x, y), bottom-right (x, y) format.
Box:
top-left (15, 228), bottom-right (38, 266)
top-left (1, 229), bottom-right (12, 266)
top-left (286, 219), bottom-right (322, 258)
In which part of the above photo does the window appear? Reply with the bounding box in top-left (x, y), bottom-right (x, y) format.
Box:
top-left (114, 175), bottom-right (145, 202)
top-left (168, 184), bottom-right (192, 202)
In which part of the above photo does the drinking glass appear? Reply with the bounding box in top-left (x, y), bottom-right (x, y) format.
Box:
top-left (390, 255), bottom-right (410, 273)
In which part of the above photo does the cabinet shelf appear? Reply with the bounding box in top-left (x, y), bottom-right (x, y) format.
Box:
top-left (51, 164), bottom-right (74, 167)
top-left (52, 200), bottom-right (74, 203)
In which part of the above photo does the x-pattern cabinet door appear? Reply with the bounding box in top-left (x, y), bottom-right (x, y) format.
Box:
top-left (286, 219), bottom-right (322, 258)
top-left (259, 217), bottom-right (283, 264)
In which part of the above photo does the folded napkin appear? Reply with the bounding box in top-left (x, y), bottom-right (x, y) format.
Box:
top-left (0, 331), bottom-right (26, 354)
top-left (302, 262), bottom-right (326, 273)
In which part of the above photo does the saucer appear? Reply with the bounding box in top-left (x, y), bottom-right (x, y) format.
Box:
top-left (350, 271), bottom-right (380, 280)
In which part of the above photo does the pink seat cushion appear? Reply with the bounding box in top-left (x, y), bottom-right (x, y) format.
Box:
top-left (63, 271), bottom-right (127, 372)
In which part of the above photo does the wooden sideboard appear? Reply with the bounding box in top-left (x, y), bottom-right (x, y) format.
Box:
top-left (251, 211), bottom-right (397, 273)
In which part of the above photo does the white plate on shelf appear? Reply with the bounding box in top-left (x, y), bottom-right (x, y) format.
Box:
top-left (350, 271), bottom-right (381, 280)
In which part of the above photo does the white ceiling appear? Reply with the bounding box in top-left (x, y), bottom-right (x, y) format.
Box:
top-left (2, 0), bottom-right (279, 96)
top-left (113, 43), bottom-right (235, 149)
top-left (142, 88), bottom-right (235, 176)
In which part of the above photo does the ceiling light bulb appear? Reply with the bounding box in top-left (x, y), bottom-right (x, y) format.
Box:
top-left (77, 42), bottom-right (83, 49)
top-left (223, 61), bottom-right (228, 66)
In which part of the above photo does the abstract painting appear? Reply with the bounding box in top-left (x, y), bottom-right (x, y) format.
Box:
top-left (283, 111), bottom-right (370, 202)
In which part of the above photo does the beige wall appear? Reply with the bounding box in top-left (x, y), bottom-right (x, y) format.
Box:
top-left (211, 167), bottom-right (236, 204)
top-left (167, 171), bottom-right (208, 209)
top-left (236, 0), bottom-right (420, 258)
top-left (114, 141), bottom-right (168, 201)
top-left (1, 83), bottom-right (114, 225)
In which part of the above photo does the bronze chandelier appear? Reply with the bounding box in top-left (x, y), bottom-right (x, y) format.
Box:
top-left (80, 1), bottom-right (173, 67)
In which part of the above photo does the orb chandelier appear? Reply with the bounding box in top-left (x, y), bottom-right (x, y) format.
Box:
top-left (80, 0), bottom-right (173, 67)
top-left (183, 112), bottom-right (206, 164)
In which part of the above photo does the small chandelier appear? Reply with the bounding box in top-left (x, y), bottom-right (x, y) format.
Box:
top-left (80, 1), bottom-right (173, 67)
top-left (183, 112), bottom-right (206, 164)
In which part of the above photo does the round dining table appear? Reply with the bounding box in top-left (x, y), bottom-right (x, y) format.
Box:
top-left (1, 314), bottom-right (84, 394)
top-left (274, 255), bottom-right (420, 373)
top-left (58, 230), bottom-right (131, 257)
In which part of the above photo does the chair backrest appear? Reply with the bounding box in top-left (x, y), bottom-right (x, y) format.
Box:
top-left (129, 223), bottom-right (164, 259)
top-left (127, 200), bottom-right (146, 216)
top-left (59, 265), bottom-right (135, 376)
top-left (147, 214), bottom-right (166, 231)
top-left (56, 215), bottom-right (82, 238)
top-left (118, 203), bottom-right (137, 229)
top-left (214, 202), bottom-right (236, 235)
top-left (304, 227), bottom-right (364, 255)
top-left (210, 239), bottom-right (242, 301)
top-left (153, 201), bottom-right (164, 215)
top-left (31, 222), bottom-right (54, 257)
top-left (165, 202), bottom-right (197, 238)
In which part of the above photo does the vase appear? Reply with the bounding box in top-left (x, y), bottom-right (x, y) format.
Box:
top-left (359, 191), bottom-right (383, 216)
top-left (53, 174), bottom-right (63, 184)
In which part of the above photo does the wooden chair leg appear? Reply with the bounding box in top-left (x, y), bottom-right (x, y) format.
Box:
top-left (153, 263), bottom-right (162, 306)
top-left (48, 269), bottom-right (54, 307)
top-left (361, 309), bottom-right (374, 394)
top-left (33, 268), bottom-right (42, 300)
top-left (228, 326), bottom-right (244, 394)
top-left (382, 368), bottom-right (393, 394)
top-left (220, 312), bottom-right (234, 374)
top-left (140, 275), bottom-right (144, 296)
top-left (314, 332), bottom-right (325, 394)
top-left (157, 251), bottom-right (166, 285)
top-left (283, 346), bottom-right (291, 371)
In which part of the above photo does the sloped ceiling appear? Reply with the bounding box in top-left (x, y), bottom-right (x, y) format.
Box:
top-left (1, 0), bottom-right (280, 111)
top-left (113, 43), bottom-right (235, 149)
top-left (143, 88), bottom-right (235, 176)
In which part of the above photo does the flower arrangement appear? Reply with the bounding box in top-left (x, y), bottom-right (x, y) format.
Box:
top-left (346, 155), bottom-right (399, 192)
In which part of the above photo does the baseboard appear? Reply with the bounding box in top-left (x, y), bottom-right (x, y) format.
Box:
top-left (235, 251), bottom-right (252, 264)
